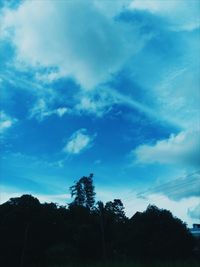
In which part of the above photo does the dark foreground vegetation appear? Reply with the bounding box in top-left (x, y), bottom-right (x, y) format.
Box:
top-left (0, 174), bottom-right (199, 267)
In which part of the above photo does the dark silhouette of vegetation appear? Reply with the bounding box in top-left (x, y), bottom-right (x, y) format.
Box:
top-left (0, 174), bottom-right (198, 267)
top-left (70, 173), bottom-right (96, 209)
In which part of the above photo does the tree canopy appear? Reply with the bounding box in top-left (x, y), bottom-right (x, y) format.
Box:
top-left (0, 174), bottom-right (198, 267)
top-left (70, 173), bottom-right (96, 209)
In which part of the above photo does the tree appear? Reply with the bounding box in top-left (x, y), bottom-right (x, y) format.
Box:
top-left (69, 174), bottom-right (96, 210)
top-left (0, 187), bottom-right (196, 266)
top-left (105, 199), bottom-right (126, 222)
top-left (82, 173), bottom-right (96, 209)
top-left (96, 201), bottom-right (106, 261)
top-left (70, 180), bottom-right (85, 206)
top-left (127, 205), bottom-right (195, 260)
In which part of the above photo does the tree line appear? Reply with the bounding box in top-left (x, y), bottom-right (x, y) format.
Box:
top-left (0, 174), bottom-right (198, 267)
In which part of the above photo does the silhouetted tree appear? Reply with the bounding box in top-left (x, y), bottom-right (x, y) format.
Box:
top-left (105, 199), bottom-right (126, 222)
top-left (96, 201), bottom-right (106, 261)
top-left (70, 174), bottom-right (96, 210)
top-left (0, 185), bottom-right (197, 266)
top-left (82, 173), bottom-right (96, 209)
top-left (127, 205), bottom-right (195, 260)
top-left (103, 199), bottom-right (127, 259)
top-left (70, 179), bottom-right (85, 206)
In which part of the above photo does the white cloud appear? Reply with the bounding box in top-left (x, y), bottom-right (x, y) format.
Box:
top-left (2, 0), bottom-right (198, 128)
top-left (0, 111), bottom-right (17, 134)
top-left (153, 65), bottom-right (200, 129)
top-left (188, 203), bottom-right (200, 220)
top-left (1, 0), bottom-right (148, 89)
top-left (63, 129), bottom-right (94, 154)
top-left (133, 130), bottom-right (200, 167)
top-left (30, 99), bottom-right (69, 121)
top-left (56, 107), bottom-right (68, 117)
top-left (75, 88), bottom-right (115, 117)
top-left (130, 0), bottom-right (200, 30)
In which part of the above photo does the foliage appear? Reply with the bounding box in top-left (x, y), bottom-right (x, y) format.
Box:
top-left (126, 205), bottom-right (195, 260)
top-left (105, 199), bottom-right (126, 222)
top-left (70, 174), bottom-right (96, 210)
top-left (0, 175), bottom-right (198, 267)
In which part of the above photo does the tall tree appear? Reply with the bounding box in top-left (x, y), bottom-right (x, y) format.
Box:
top-left (70, 174), bottom-right (96, 210)
top-left (70, 180), bottom-right (85, 206)
top-left (82, 173), bottom-right (96, 209)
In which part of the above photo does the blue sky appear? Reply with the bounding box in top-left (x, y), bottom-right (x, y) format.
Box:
top-left (0, 0), bottom-right (200, 226)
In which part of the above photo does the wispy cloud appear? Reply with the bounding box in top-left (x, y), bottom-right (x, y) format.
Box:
top-left (75, 89), bottom-right (114, 117)
top-left (130, 0), bottom-right (200, 30)
top-left (63, 129), bottom-right (95, 155)
top-left (137, 171), bottom-right (200, 201)
top-left (0, 111), bottom-right (17, 134)
top-left (30, 99), bottom-right (69, 121)
top-left (108, 88), bottom-right (182, 127)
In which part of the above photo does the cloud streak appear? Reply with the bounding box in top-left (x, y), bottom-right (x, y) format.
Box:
top-left (30, 99), bottom-right (69, 121)
top-left (137, 171), bottom-right (200, 201)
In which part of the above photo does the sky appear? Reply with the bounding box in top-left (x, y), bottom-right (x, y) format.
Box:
top-left (0, 0), bottom-right (200, 227)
